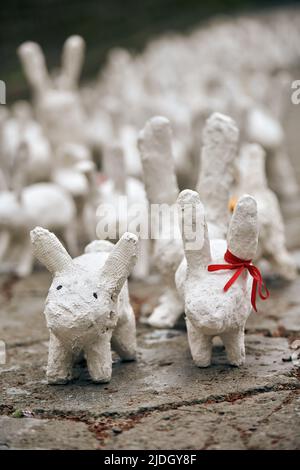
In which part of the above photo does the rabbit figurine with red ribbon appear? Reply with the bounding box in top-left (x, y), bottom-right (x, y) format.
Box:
top-left (176, 190), bottom-right (269, 367)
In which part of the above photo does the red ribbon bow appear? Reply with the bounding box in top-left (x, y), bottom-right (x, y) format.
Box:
top-left (207, 249), bottom-right (269, 312)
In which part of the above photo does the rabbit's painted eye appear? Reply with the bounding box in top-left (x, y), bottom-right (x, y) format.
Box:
top-left (56, 285), bottom-right (63, 290)
top-left (93, 292), bottom-right (98, 299)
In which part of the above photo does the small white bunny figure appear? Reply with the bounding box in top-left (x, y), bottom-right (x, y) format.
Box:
top-left (176, 190), bottom-right (269, 367)
top-left (18, 36), bottom-right (87, 148)
top-left (30, 227), bottom-right (138, 384)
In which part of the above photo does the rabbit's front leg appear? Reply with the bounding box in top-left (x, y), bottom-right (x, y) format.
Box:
top-left (47, 332), bottom-right (73, 384)
top-left (85, 332), bottom-right (112, 383)
top-left (186, 318), bottom-right (212, 367)
top-left (221, 329), bottom-right (245, 366)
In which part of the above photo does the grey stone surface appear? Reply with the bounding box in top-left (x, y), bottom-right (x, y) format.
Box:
top-left (103, 391), bottom-right (300, 450)
top-left (0, 416), bottom-right (98, 450)
top-left (246, 276), bottom-right (300, 334)
top-left (0, 272), bottom-right (299, 449)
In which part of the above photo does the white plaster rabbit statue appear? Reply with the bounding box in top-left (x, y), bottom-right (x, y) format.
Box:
top-left (176, 190), bottom-right (268, 367)
top-left (30, 227), bottom-right (138, 384)
top-left (237, 143), bottom-right (297, 280)
top-left (18, 36), bottom-right (88, 149)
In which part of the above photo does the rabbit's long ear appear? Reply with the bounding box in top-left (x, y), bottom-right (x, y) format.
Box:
top-left (196, 112), bottom-right (239, 239)
top-left (18, 42), bottom-right (51, 95)
top-left (138, 116), bottom-right (179, 205)
top-left (30, 227), bottom-right (73, 274)
top-left (100, 232), bottom-right (138, 298)
top-left (177, 190), bottom-right (211, 276)
top-left (227, 195), bottom-right (258, 260)
top-left (61, 35), bottom-right (85, 90)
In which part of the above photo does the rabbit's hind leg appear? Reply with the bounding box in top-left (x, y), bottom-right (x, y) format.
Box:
top-left (186, 318), bottom-right (212, 367)
top-left (112, 306), bottom-right (137, 361)
top-left (221, 329), bottom-right (245, 367)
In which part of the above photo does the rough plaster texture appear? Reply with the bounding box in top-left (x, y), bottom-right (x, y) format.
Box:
top-left (30, 227), bottom-right (138, 384)
top-left (196, 112), bottom-right (239, 239)
top-left (138, 116), bottom-right (184, 328)
top-left (138, 116), bottom-right (179, 206)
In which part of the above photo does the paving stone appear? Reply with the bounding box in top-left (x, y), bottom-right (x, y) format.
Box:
top-left (0, 272), bottom-right (50, 346)
top-left (102, 391), bottom-right (300, 450)
top-left (0, 327), bottom-right (298, 417)
top-left (246, 276), bottom-right (300, 334)
top-left (0, 416), bottom-right (98, 450)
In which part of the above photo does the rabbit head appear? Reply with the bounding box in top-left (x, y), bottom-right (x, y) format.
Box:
top-left (30, 227), bottom-right (138, 343)
top-left (18, 37), bottom-right (86, 145)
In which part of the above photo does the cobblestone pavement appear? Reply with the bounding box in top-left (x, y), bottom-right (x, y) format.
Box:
top-left (0, 269), bottom-right (299, 450)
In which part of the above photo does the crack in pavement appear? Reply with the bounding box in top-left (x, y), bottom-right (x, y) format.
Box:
top-left (1, 381), bottom-right (299, 421)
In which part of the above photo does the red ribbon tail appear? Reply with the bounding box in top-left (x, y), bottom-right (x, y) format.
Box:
top-left (251, 279), bottom-right (258, 312)
top-left (258, 281), bottom-right (270, 300)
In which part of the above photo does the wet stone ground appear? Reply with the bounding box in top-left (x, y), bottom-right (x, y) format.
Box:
top-left (0, 269), bottom-right (299, 450)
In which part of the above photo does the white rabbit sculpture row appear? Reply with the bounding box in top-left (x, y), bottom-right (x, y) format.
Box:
top-left (30, 187), bottom-right (269, 383)
top-left (94, 9), bottom-right (300, 201)
top-left (28, 113), bottom-right (274, 382)
top-left (2, 20), bottom-right (299, 280)
top-left (0, 41), bottom-right (150, 278)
